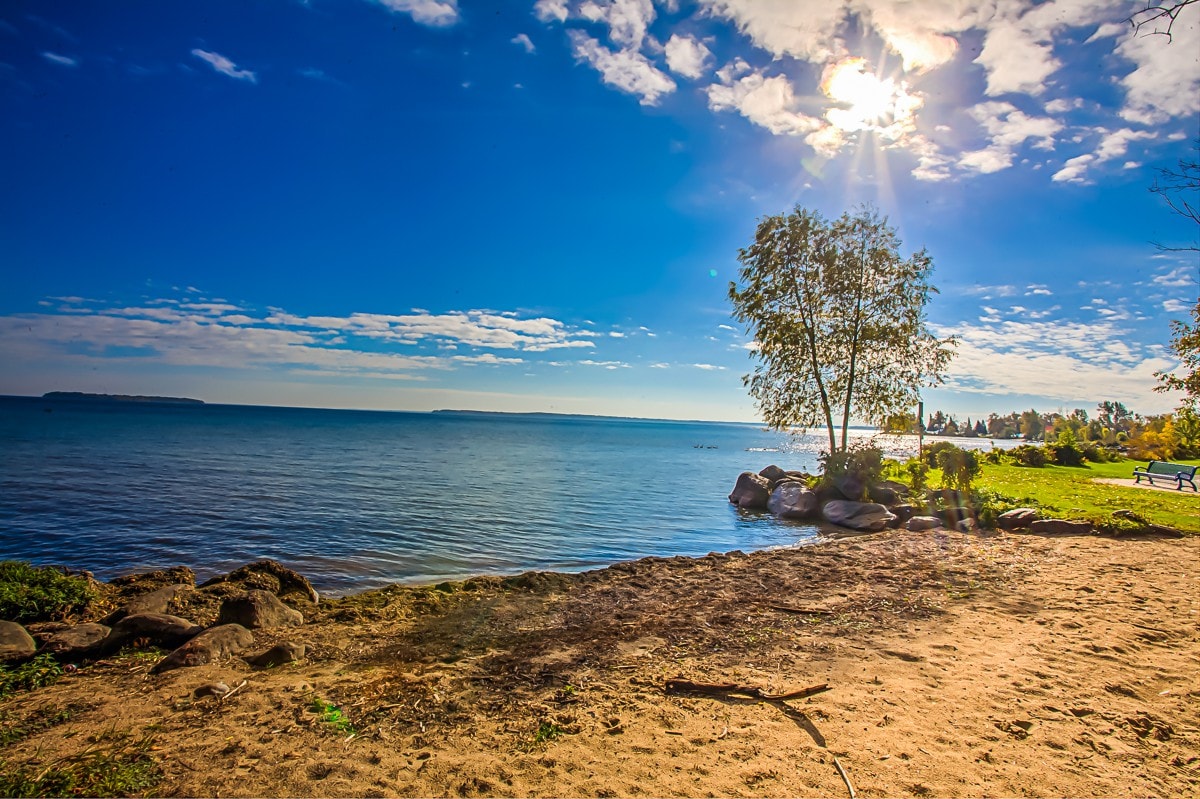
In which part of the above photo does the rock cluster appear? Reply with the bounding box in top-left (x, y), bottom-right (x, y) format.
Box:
top-left (4, 560), bottom-right (313, 681)
top-left (729, 465), bottom-right (1093, 537)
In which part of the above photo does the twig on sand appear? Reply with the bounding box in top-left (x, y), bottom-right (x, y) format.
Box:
top-left (664, 679), bottom-right (830, 701)
top-left (833, 755), bottom-right (856, 799)
top-left (219, 679), bottom-right (248, 702)
top-left (766, 604), bottom-right (833, 615)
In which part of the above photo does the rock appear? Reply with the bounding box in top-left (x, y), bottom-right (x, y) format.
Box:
top-left (767, 482), bottom-right (819, 519)
top-left (0, 621), bottom-right (37, 663)
top-left (218, 590), bottom-right (303, 629)
top-left (1029, 519), bottom-right (1094, 536)
top-left (758, 464), bottom-right (788, 484)
top-left (103, 584), bottom-right (191, 625)
top-left (867, 484), bottom-right (899, 505)
top-left (246, 641), bottom-right (307, 668)
top-left (831, 474), bottom-right (866, 502)
top-left (728, 472), bottom-right (771, 510)
top-left (109, 566), bottom-right (196, 590)
top-left (939, 506), bottom-right (974, 526)
top-left (199, 560), bottom-right (319, 604)
top-left (889, 504), bottom-right (917, 524)
top-left (822, 500), bottom-right (897, 532)
top-left (193, 682), bottom-right (231, 699)
top-left (42, 623), bottom-right (110, 660)
top-left (151, 624), bottom-right (254, 674)
top-left (101, 613), bottom-right (202, 654)
top-left (907, 515), bottom-right (942, 531)
top-left (998, 508), bottom-right (1039, 530)
top-left (957, 519), bottom-right (978, 533)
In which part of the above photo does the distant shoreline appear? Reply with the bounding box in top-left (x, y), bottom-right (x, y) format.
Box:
top-left (41, 391), bottom-right (205, 405)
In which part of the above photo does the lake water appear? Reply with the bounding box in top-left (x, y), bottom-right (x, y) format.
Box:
top-left (0, 396), bottom-right (1006, 595)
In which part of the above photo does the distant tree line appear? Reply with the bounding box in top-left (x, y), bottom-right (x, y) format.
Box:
top-left (899, 401), bottom-right (1200, 461)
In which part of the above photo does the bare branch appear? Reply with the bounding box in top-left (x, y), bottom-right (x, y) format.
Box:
top-left (1128, 1), bottom-right (1199, 41)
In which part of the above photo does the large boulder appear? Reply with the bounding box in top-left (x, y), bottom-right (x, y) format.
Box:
top-left (888, 504), bottom-right (917, 525)
top-left (822, 500), bottom-right (897, 532)
top-left (42, 623), bottom-right (110, 660)
top-left (998, 508), bottom-right (1039, 530)
top-left (1030, 519), bottom-right (1093, 536)
top-left (758, 465), bottom-right (788, 484)
top-left (150, 624), bottom-right (254, 674)
top-left (109, 566), bottom-right (196, 590)
top-left (101, 613), bottom-right (202, 654)
top-left (218, 590), bottom-right (303, 629)
top-left (728, 472), bottom-right (771, 510)
top-left (767, 482), bottom-right (819, 519)
top-left (199, 560), bottom-right (319, 604)
top-left (831, 474), bottom-right (867, 502)
top-left (0, 621), bottom-right (36, 663)
top-left (103, 584), bottom-right (191, 625)
top-left (907, 515), bottom-right (942, 532)
top-left (939, 506), bottom-right (974, 526)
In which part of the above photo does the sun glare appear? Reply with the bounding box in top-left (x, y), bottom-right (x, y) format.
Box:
top-left (821, 57), bottom-right (921, 139)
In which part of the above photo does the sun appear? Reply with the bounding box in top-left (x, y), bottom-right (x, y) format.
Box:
top-left (820, 57), bottom-right (921, 139)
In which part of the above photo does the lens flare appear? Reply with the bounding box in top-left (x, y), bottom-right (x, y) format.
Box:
top-left (820, 57), bottom-right (921, 139)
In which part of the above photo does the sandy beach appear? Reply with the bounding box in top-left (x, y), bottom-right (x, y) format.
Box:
top-left (3, 527), bottom-right (1198, 798)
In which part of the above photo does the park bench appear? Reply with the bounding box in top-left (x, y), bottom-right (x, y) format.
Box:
top-left (1132, 460), bottom-right (1198, 491)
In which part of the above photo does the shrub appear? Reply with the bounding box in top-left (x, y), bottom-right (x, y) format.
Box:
top-left (819, 442), bottom-right (884, 488)
top-left (935, 445), bottom-right (981, 493)
top-left (922, 440), bottom-right (960, 469)
top-left (0, 654), bottom-right (63, 700)
top-left (1007, 444), bottom-right (1047, 468)
top-left (971, 488), bottom-right (1033, 530)
top-left (0, 561), bottom-right (96, 623)
top-left (1044, 442), bottom-right (1085, 467)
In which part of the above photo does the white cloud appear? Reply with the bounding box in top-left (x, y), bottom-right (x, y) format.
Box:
top-left (373, 0), bottom-right (460, 27)
top-left (692, 363), bottom-right (726, 370)
top-left (42, 52), bottom-right (78, 67)
top-left (569, 31), bottom-right (676, 105)
top-left (664, 33), bottom-right (712, 78)
top-left (579, 0), bottom-right (657, 49)
top-left (1051, 153), bottom-right (1094, 183)
top-left (1116, 9), bottom-right (1200, 124)
top-left (191, 49), bottom-right (257, 83)
top-left (534, 0), bottom-right (569, 23)
top-left (1163, 299), bottom-right (1190, 313)
top-left (1025, 284), bottom-right (1052, 296)
top-left (1052, 127), bottom-right (1155, 182)
top-left (700, 0), bottom-right (847, 63)
top-left (960, 101), bottom-right (1062, 174)
top-left (707, 68), bottom-right (822, 137)
top-left (512, 33), bottom-right (536, 54)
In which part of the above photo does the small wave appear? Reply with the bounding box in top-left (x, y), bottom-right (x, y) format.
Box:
top-left (746, 447), bottom-right (780, 452)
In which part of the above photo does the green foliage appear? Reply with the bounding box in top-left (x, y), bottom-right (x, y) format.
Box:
top-left (1007, 445), bottom-right (1047, 468)
top-left (0, 737), bottom-right (160, 797)
top-left (935, 446), bottom-right (980, 492)
top-left (1154, 298), bottom-right (1199, 407)
top-left (0, 655), bottom-right (63, 700)
top-left (922, 440), bottom-right (960, 468)
top-left (0, 561), bottom-right (95, 623)
top-left (819, 442), bottom-right (885, 486)
top-left (729, 204), bottom-right (953, 455)
top-left (533, 721), bottom-right (564, 745)
top-left (970, 488), bottom-right (1036, 531)
top-left (1044, 442), bottom-right (1085, 467)
top-left (0, 703), bottom-right (81, 747)
top-left (309, 698), bottom-right (355, 734)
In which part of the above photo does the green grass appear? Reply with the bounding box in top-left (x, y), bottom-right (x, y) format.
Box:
top-left (0, 561), bottom-right (96, 623)
top-left (972, 457), bottom-right (1200, 534)
top-left (309, 698), bottom-right (355, 734)
top-left (0, 655), bottom-right (63, 701)
top-left (0, 737), bottom-right (160, 798)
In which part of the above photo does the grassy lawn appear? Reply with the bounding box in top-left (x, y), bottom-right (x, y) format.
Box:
top-left (973, 457), bottom-right (1200, 534)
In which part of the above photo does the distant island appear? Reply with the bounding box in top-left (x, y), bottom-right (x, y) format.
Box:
top-left (43, 392), bottom-right (204, 405)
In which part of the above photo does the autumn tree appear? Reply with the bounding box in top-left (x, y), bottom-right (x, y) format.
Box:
top-left (730, 205), bottom-right (954, 455)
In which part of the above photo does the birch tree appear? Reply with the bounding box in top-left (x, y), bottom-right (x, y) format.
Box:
top-left (729, 205), bottom-right (953, 455)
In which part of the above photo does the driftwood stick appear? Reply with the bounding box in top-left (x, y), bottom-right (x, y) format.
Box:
top-left (767, 604), bottom-right (833, 615)
top-left (664, 679), bottom-right (830, 702)
top-left (833, 755), bottom-right (856, 799)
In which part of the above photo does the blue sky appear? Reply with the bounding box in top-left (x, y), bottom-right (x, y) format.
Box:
top-left (1, 0), bottom-right (1198, 423)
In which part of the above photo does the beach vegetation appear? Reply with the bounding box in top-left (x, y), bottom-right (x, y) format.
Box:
top-left (532, 721), bottom-right (565, 745)
top-left (309, 697), bottom-right (355, 734)
top-left (819, 441), bottom-right (884, 493)
top-left (0, 735), bottom-right (161, 797)
top-left (934, 446), bottom-right (981, 493)
top-left (729, 204), bottom-right (953, 456)
top-left (0, 561), bottom-right (96, 623)
top-left (0, 654), bottom-right (63, 701)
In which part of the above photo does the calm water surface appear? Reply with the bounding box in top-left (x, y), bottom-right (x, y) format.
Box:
top-left (0, 397), bottom-right (1002, 594)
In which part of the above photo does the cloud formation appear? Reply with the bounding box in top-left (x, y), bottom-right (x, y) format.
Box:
top-left (191, 49), bottom-right (257, 82)
top-left (374, 0), bottom-right (460, 27)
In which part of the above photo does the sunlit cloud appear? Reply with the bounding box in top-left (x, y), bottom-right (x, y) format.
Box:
top-left (372, 0), bottom-right (460, 27)
top-left (42, 52), bottom-right (78, 67)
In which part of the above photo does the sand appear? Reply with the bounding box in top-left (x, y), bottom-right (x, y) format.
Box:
top-left (3, 528), bottom-right (1198, 798)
